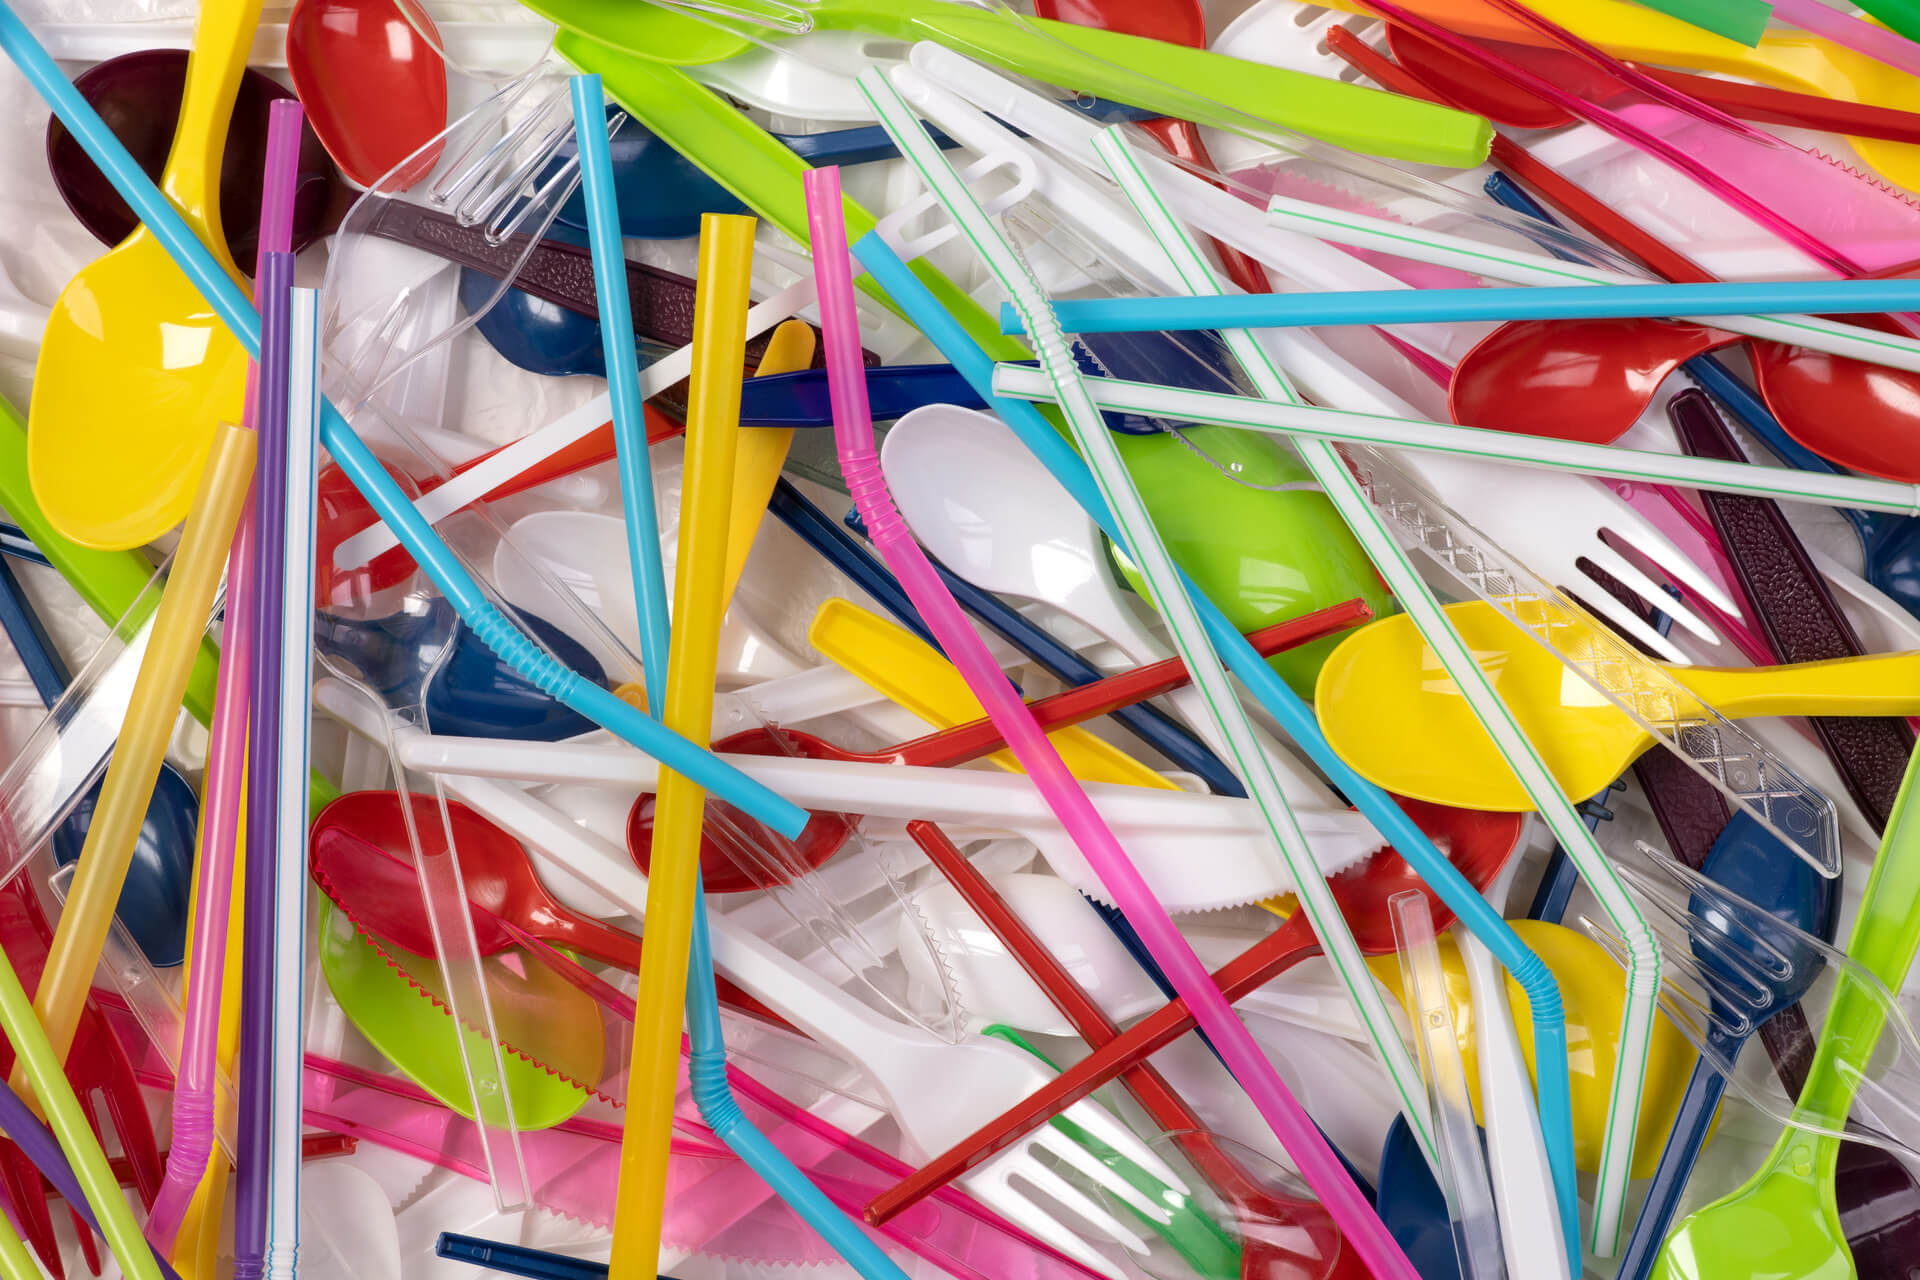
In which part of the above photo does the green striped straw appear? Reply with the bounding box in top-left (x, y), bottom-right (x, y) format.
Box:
top-left (852, 67), bottom-right (1439, 1166)
top-left (1265, 192), bottom-right (1920, 374)
top-left (986, 365), bottom-right (1920, 519)
top-left (1092, 127), bottom-right (1637, 1260)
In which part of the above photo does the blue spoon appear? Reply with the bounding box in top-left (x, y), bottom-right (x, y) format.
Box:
top-left (0, 553), bottom-right (198, 966)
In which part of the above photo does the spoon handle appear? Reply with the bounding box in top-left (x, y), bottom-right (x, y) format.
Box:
top-left (1616, 1056), bottom-right (1735, 1280)
top-left (1672, 389), bottom-right (1917, 829)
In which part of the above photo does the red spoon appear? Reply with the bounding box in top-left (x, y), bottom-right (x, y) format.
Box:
top-left (307, 790), bottom-right (783, 1023)
top-left (623, 601), bottom-right (1373, 893)
top-left (1384, 23), bottom-right (1578, 129)
top-left (864, 799), bottom-right (1527, 1229)
top-left (910, 820), bottom-right (1359, 1280)
top-left (287, 0), bottom-right (449, 190)
top-left (1033, 0), bottom-right (1272, 295)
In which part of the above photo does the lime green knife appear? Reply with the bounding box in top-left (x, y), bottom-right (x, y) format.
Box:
top-left (541, 0), bottom-right (1490, 167)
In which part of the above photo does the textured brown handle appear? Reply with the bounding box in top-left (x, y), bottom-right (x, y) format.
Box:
top-left (1669, 388), bottom-right (1916, 830)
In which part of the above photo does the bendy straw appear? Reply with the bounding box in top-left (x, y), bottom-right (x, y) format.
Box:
top-left (1262, 193), bottom-right (1920, 373)
top-left (847, 76), bottom-right (1417, 1280)
top-left (1094, 125), bottom-right (1582, 1264)
top-left (1005, 276), bottom-right (1920, 334)
top-left (571, 73), bottom-right (671, 695)
top-left (0, 1), bottom-right (805, 840)
top-left (986, 365), bottom-right (1920, 519)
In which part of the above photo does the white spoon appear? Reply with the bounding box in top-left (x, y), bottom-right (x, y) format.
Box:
top-left (299, 1163), bottom-right (402, 1280)
top-left (881, 402), bottom-right (1382, 863)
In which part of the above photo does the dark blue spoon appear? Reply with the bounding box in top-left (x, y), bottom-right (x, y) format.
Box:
top-left (314, 597), bottom-right (609, 741)
top-left (1375, 1115), bottom-right (1469, 1280)
top-left (0, 554), bottom-right (197, 966)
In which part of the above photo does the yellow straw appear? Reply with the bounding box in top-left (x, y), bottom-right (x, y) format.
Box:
top-left (0, 1200), bottom-right (36, 1280)
top-left (721, 319), bottom-right (816, 602)
top-left (14, 421), bottom-right (255, 1101)
top-left (611, 213), bottom-right (759, 1277)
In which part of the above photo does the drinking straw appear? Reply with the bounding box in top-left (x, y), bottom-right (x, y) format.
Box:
top-left (0, 906), bottom-right (165, 1280)
top-left (610, 213), bottom-right (749, 1278)
top-left (818, 102), bottom-right (1404, 1280)
top-left (1626, 0), bottom-right (1771, 45)
top-left (144, 98), bottom-right (304, 1260)
top-left (0, 1), bottom-right (806, 838)
top-left (267, 286), bottom-right (321, 1280)
top-left (1772, 0), bottom-right (1920, 78)
top-left (1006, 276), bottom-right (1920, 334)
top-left (1262, 193), bottom-right (1920, 373)
top-left (571, 73), bottom-right (670, 696)
top-left (987, 364), bottom-right (1920, 517)
top-left (440, 1234), bottom-right (653, 1280)
top-left (233, 244), bottom-right (295, 1280)
top-left (10, 421), bottom-right (254, 1110)
top-left (1094, 125), bottom-right (1583, 1266)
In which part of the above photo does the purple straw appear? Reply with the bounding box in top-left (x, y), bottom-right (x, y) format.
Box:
top-left (232, 99), bottom-right (305, 1280)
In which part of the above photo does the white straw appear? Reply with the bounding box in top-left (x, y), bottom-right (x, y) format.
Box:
top-left (1265, 193), bottom-right (1920, 372)
top-left (987, 364), bottom-right (1920, 517)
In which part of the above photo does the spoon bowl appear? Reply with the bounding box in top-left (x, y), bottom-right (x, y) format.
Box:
top-left (286, 0), bottom-right (449, 190)
top-left (1751, 319), bottom-right (1920, 483)
top-left (29, 0), bottom-right (256, 551)
top-left (49, 50), bottom-right (341, 262)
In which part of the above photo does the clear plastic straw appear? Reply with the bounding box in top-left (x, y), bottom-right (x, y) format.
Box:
top-left (840, 75), bottom-right (1416, 1279)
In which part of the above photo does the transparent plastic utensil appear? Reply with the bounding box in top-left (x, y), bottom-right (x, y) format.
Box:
top-left (1391, 891), bottom-right (1506, 1280)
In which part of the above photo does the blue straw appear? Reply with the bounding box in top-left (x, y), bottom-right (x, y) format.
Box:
top-left (570, 75), bottom-right (672, 692)
top-left (0, 4), bottom-right (804, 841)
top-left (1002, 277), bottom-right (1920, 336)
top-left (855, 228), bottom-right (1577, 1219)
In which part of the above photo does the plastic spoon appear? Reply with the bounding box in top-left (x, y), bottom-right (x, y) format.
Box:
top-left (1653, 742), bottom-right (1920, 1280)
top-left (28, 0), bottom-right (259, 551)
top-left (1316, 601), bottom-right (1920, 811)
top-left (48, 51), bottom-right (341, 262)
top-left (286, 0), bottom-right (448, 189)
top-left (0, 556), bottom-right (197, 967)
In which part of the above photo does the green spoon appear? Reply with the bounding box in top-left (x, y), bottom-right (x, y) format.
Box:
top-left (315, 899), bottom-right (597, 1131)
top-left (532, 0), bottom-right (1490, 166)
top-left (1653, 742), bottom-right (1920, 1280)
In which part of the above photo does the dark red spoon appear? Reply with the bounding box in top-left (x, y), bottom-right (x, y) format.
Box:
top-left (47, 49), bottom-right (342, 263)
top-left (865, 799), bottom-right (1528, 1228)
top-left (287, 0), bottom-right (449, 190)
top-left (623, 601), bottom-right (1374, 894)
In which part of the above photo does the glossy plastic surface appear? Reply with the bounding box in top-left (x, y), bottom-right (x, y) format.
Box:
top-left (285, 0), bottom-right (448, 188)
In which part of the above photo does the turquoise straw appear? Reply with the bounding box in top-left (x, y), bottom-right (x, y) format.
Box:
top-left (1001, 276), bottom-right (1920, 335)
top-left (0, 2), bottom-right (805, 841)
top-left (569, 74), bottom-right (671, 691)
top-left (565, 72), bottom-right (899, 1279)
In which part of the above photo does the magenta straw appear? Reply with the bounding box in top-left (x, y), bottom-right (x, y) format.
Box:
top-left (803, 165), bottom-right (1415, 1280)
top-left (141, 104), bottom-right (306, 1256)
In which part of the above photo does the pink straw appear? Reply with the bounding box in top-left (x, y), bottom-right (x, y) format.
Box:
top-left (803, 165), bottom-right (1415, 1279)
top-left (141, 110), bottom-right (307, 1253)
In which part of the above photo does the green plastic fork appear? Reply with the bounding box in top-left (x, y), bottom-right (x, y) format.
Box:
top-left (1653, 740), bottom-right (1920, 1280)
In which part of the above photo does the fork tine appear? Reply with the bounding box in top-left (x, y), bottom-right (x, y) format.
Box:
top-left (964, 1173), bottom-right (1129, 1279)
top-left (83, 1013), bottom-right (163, 1209)
top-left (1567, 576), bottom-right (1690, 663)
top-left (1008, 1159), bottom-right (1155, 1256)
top-left (70, 1203), bottom-right (100, 1277)
top-left (1600, 508), bottom-right (1746, 622)
top-left (1586, 542), bottom-right (1722, 648)
top-left (0, 1141), bottom-right (62, 1280)
top-left (1030, 1125), bottom-right (1169, 1225)
top-left (1056, 1099), bottom-right (1191, 1196)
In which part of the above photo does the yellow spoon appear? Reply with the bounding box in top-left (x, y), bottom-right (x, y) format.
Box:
top-left (28, 0), bottom-right (257, 550)
top-left (1319, 0), bottom-right (1920, 190)
top-left (1315, 600), bottom-right (1920, 812)
top-left (1364, 918), bottom-right (1699, 1178)
top-left (808, 596), bottom-right (1180, 792)
top-left (720, 319), bottom-right (815, 605)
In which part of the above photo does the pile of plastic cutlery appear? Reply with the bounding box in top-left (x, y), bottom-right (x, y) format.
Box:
top-left (2, 0), bottom-right (1920, 1276)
